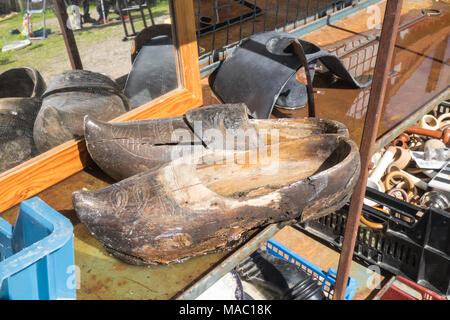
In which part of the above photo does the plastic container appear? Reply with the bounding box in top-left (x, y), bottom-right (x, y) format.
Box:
top-left (264, 238), bottom-right (357, 300)
top-left (296, 187), bottom-right (450, 298)
top-left (436, 100), bottom-right (450, 117)
top-left (0, 197), bottom-right (75, 300)
top-left (374, 276), bottom-right (447, 300)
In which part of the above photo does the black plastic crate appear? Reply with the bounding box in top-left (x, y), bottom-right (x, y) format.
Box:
top-left (295, 187), bottom-right (450, 297)
top-left (435, 99), bottom-right (450, 117)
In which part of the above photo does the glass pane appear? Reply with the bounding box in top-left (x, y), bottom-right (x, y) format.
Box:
top-left (0, 0), bottom-right (180, 173)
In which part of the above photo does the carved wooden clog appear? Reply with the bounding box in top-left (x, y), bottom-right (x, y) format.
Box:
top-left (83, 103), bottom-right (349, 181)
top-left (0, 67), bottom-right (46, 172)
top-left (72, 131), bottom-right (360, 265)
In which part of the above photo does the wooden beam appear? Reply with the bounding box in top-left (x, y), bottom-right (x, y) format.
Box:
top-left (53, 0), bottom-right (83, 70)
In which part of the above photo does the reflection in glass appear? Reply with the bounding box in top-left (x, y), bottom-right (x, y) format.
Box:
top-left (0, 0), bottom-right (179, 173)
top-left (0, 67), bottom-right (46, 172)
top-left (33, 69), bottom-right (130, 153)
top-left (124, 23), bottom-right (178, 109)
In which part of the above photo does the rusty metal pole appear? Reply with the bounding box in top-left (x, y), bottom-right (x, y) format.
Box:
top-left (53, 0), bottom-right (83, 70)
top-left (333, 0), bottom-right (403, 300)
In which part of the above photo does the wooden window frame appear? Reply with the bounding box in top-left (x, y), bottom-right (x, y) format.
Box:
top-left (0, 1), bottom-right (202, 213)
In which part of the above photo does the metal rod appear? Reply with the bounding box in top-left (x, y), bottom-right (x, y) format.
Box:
top-left (118, 1), bottom-right (130, 39)
top-left (128, 7), bottom-right (137, 35)
top-left (252, 0), bottom-right (257, 34)
top-left (239, 0), bottom-right (244, 40)
top-left (211, 0), bottom-right (217, 59)
top-left (52, 0), bottom-right (83, 70)
top-left (226, 0), bottom-right (232, 45)
top-left (147, 0), bottom-right (155, 25)
top-left (274, 0), bottom-right (280, 28)
top-left (263, 0), bottom-right (269, 31)
top-left (294, 0), bottom-right (301, 28)
top-left (43, 0), bottom-right (47, 39)
top-left (284, 0), bottom-right (291, 31)
top-left (333, 0), bottom-right (403, 300)
top-left (139, 3), bottom-right (148, 28)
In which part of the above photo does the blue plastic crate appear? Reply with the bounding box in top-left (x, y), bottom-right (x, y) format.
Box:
top-left (0, 197), bottom-right (76, 300)
top-left (264, 238), bottom-right (356, 300)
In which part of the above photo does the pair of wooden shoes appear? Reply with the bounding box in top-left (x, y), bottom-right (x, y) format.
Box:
top-left (72, 104), bottom-right (360, 265)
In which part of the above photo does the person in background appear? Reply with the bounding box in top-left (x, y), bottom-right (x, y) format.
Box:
top-left (70, 0), bottom-right (96, 25)
top-left (81, 0), bottom-right (96, 24)
top-left (95, 0), bottom-right (111, 24)
top-left (94, 0), bottom-right (129, 25)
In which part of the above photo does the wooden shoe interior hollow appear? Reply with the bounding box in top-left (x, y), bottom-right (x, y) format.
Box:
top-left (185, 136), bottom-right (354, 199)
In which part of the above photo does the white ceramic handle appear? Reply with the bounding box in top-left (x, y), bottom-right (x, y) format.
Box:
top-left (437, 113), bottom-right (450, 124)
top-left (419, 115), bottom-right (440, 130)
top-left (369, 148), bottom-right (395, 184)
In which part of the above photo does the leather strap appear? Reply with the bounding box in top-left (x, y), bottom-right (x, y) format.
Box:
top-left (292, 40), bottom-right (316, 118)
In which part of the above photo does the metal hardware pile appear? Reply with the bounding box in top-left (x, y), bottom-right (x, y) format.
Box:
top-left (366, 102), bottom-right (450, 224)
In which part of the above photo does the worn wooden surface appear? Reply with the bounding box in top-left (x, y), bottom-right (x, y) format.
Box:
top-left (73, 127), bottom-right (359, 265)
top-left (83, 103), bottom-right (349, 181)
top-left (176, 0), bottom-right (203, 100)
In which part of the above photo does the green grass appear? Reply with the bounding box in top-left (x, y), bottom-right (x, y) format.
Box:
top-left (0, 8), bottom-right (57, 42)
top-left (0, 0), bottom-right (169, 75)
